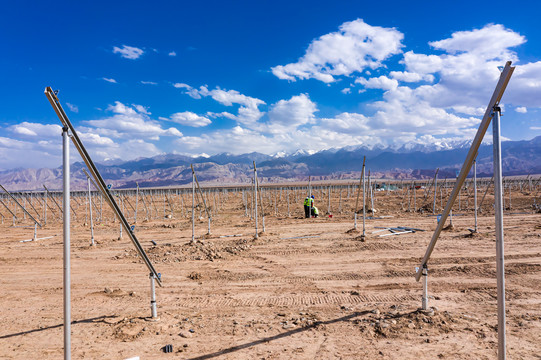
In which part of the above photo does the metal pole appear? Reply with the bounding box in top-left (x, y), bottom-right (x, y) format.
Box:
top-left (354, 157), bottom-right (366, 215)
top-left (191, 173), bottom-right (195, 243)
top-left (250, 180), bottom-right (254, 220)
top-left (433, 172), bottom-right (438, 214)
top-left (493, 107), bottom-right (506, 360)
top-left (362, 164), bottom-right (366, 237)
top-left (327, 186), bottom-right (331, 214)
top-left (474, 159), bottom-right (478, 232)
top-left (44, 191), bottom-right (48, 225)
top-left (135, 183), bottom-right (139, 224)
top-left (308, 176), bottom-right (312, 218)
top-left (422, 265), bottom-right (428, 310)
top-left (150, 273), bottom-right (158, 319)
top-left (413, 182), bottom-right (416, 212)
top-left (119, 196), bottom-right (123, 239)
top-left (88, 177), bottom-right (95, 246)
top-left (287, 189), bottom-right (290, 217)
top-left (253, 163), bottom-right (259, 238)
top-left (62, 127), bottom-right (71, 360)
top-left (369, 173), bottom-right (374, 212)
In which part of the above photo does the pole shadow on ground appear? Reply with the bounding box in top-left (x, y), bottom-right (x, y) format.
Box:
top-left (187, 311), bottom-right (370, 360)
top-left (0, 315), bottom-right (115, 340)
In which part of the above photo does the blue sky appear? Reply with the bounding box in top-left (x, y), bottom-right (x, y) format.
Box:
top-left (1, 0), bottom-right (540, 170)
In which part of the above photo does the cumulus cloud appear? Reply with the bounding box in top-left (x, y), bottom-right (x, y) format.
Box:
top-left (267, 94), bottom-right (317, 131)
top-left (133, 104), bottom-right (151, 115)
top-left (102, 77), bottom-right (117, 83)
top-left (506, 61), bottom-right (541, 107)
top-left (429, 24), bottom-right (525, 57)
top-left (168, 51), bottom-right (177, 57)
top-left (320, 112), bottom-right (371, 133)
top-left (398, 24), bottom-right (532, 113)
top-left (389, 71), bottom-right (434, 83)
top-left (164, 112), bottom-right (212, 127)
top-left (356, 75), bottom-right (398, 91)
top-left (8, 122), bottom-right (62, 138)
top-left (78, 132), bottom-right (115, 146)
top-left (342, 22), bottom-right (541, 145)
top-left (271, 19), bottom-right (404, 83)
top-left (174, 84), bottom-right (266, 126)
top-left (515, 106), bottom-right (527, 113)
top-left (173, 83), bottom-right (203, 99)
top-left (85, 101), bottom-right (183, 139)
top-left (113, 45), bottom-right (144, 59)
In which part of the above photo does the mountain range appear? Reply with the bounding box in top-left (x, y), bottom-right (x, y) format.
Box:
top-left (1, 136), bottom-right (540, 191)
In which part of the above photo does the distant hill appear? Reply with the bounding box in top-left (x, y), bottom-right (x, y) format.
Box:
top-left (1, 136), bottom-right (540, 191)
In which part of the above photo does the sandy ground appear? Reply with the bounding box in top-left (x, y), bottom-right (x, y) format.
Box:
top-left (0, 186), bottom-right (540, 359)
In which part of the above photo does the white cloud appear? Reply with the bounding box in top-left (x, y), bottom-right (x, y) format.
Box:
top-left (389, 71), bottom-right (434, 83)
top-left (506, 61), bottom-right (541, 107)
top-left (12, 126), bottom-right (36, 136)
top-left (341, 88), bottom-right (351, 94)
top-left (530, 126), bottom-right (541, 130)
top-left (203, 87), bottom-right (265, 109)
top-left (267, 94), bottom-right (317, 131)
top-left (164, 112), bottom-right (211, 127)
top-left (102, 77), bottom-right (117, 83)
top-left (133, 104), bottom-right (151, 115)
top-left (356, 75), bottom-right (398, 91)
top-left (271, 19), bottom-right (404, 83)
top-left (0, 136), bottom-right (62, 170)
top-left (429, 24), bottom-right (525, 57)
top-left (175, 126), bottom-right (281, 154)
top-left (9, 122), bottom-right (62, 138)
top-left (66, 103), bottom-right (79, 113)
top-left (107, 101), bottom-right (136, 115)
top-left (173, 83), bottom-right (191, 89)
top-left (78, 132), bottom-right (115, 146)
top-left (85, 101), bottom-right (183, 139)
top-left (174, 84), bottom-right (266, 126)
top-left (515, 106), bottom-right (527, 113)
top-left (141, 81), bottom-right (158, 85)
top-left (113, 45), bottom-right (144, 60)
top-left (320, 112), bottom-right (370, 133)
top-left (173, 83), bottom-right (203, 99)
top-left (168, 51), bottom-right (177, 57)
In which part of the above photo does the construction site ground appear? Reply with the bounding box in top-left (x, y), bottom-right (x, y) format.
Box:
top-left (1, 187), bottom-right (540, 359)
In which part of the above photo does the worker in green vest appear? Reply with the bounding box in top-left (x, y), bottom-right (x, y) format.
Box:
top-left (311, 206), bottom-right (319, 218)
top-left (304, 195), bottom-right (314, 218)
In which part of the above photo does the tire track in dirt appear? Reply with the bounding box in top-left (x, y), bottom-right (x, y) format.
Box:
top-left (174, 293), bottom-right (418, 308)
top-left (382, 261), bottom-right (541, 280)
top-left (275, 272), bottom-right (374, 283)
top-left (250, 243), bottom-right (400, 257)
top-left (428, 252), bottom-right (541, 265)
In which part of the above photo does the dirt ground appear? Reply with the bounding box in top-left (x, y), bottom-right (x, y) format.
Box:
top-left (1, 184), bottom-right (540, 359)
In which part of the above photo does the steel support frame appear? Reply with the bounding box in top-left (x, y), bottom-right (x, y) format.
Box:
top-left (415, 61), bottom-right (514, 281)
top-left (45, 87), bottom-right (161, 286)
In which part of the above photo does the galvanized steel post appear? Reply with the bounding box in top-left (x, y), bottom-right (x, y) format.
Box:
top-left (62, 126), bottom-right (71, 360)
top-left (492, 106), bottom-right (506, 360)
